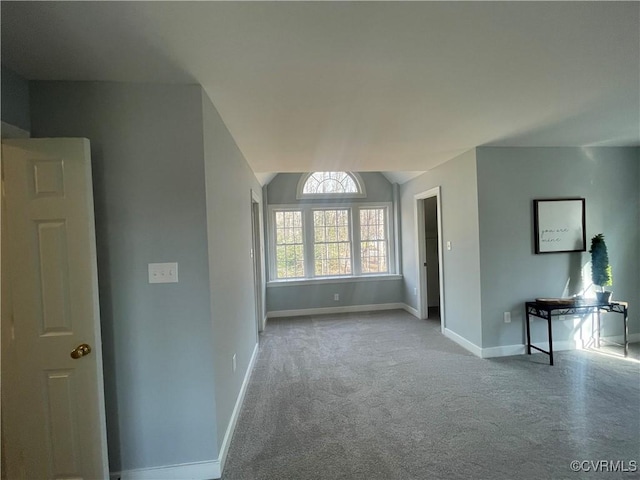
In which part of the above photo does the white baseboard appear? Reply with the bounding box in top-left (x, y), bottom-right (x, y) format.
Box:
top-left (478, 334), bottom-right (640, 359)
top-left (480, 344), bottom-right (526, 359)
top-left (402, 303), bottom-right (420, 318)
top-left (217, 342), bottom-right (259, 476)
top-left (480, 340), bottom-right (578, 359)
top-left (442, 333), bottom-right (592, 359)
top-left (267, 302), bottom-right (406, 318)
top-left (111, 343), bottom-right (260, 480)
top-left (443, 328), bottom-right (482, 357)
top-left (112, 460), bottom-right (219, 480)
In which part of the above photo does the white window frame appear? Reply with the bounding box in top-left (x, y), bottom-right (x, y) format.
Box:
top-left (358, 206), bottom-right (391, 275)
top-left (268, 202), bottom-right (395, 282)
top-left (296, 172), bottom-right (367, 200)
top-left (271, 207), bottom-right (307, 280)
top-left (312, 207), bottom-right (353, 277)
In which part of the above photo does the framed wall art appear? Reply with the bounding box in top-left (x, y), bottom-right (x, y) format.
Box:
top-left (533, 198), bottom-right (586, 254)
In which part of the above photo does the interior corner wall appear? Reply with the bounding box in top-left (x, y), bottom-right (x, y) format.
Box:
top-left (28, 82), bottom-right (218, 472)
top-left (1, 65), bottom-right (31, 133)
top-left (400, 149), bottom-right (482, 347)
top-left (201, 89), bottom-right (261, 451)
top-left (476, 147), bottom-right (640, 349)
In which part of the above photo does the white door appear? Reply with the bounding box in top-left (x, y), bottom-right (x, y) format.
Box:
top-left (1, 138), bottom-right (109, 479)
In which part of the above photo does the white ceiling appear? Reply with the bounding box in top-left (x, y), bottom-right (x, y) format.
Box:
top-left (2, 1), bottom-right (639, 184)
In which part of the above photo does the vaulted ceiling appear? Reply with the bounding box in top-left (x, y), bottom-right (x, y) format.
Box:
top-left (2, 1), bottom-right (638, 183)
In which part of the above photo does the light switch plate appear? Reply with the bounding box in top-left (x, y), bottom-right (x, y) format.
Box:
top-left (148, 262), bottom-right (179, 284)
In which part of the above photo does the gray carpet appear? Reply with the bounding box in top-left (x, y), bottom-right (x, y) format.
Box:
top-left (222, 310), bottom-right (640, 480)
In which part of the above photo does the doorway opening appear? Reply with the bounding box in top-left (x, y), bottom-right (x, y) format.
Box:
top-left (414, 187), bottom-right (445, 331)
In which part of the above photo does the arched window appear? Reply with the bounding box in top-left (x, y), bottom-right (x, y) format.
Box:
top-left (297, 171), bottom-right (365, 199)
top-left (271, 171), bottom-right (396, 280)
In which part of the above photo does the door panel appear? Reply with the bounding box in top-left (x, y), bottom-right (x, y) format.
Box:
top-left (38, 220), bottom-right (73, 334)
top-left (2, 138), bottom-right (108, 480)
top-left (46, 370), bottom-right (80, 475)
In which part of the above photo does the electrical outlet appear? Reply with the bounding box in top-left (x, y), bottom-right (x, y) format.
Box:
top-left (148, 262), bottom-right (178, 284)
top-left (334, 293), bottom-right (340, 301)
top-left (232, 354), bottom-right (237, 372)
top-left (504, 312), bottom-right (511, 323)
top-left (447, 241), bottom-right (452, 251)
top-left (414, 287), bottom-right (417, 296)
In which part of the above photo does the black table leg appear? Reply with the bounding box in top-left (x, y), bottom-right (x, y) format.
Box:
top-left (547, 316), bottom-right (554, 366)
top-left (525, 309), bottom-right (532, 355)
top-left (624, 306), bottom-right (628, 357)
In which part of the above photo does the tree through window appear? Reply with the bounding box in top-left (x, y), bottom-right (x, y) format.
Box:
top-left (274, 210), bottom-right (305, 279)
top-left (313, 209), bottom-right (352, 276)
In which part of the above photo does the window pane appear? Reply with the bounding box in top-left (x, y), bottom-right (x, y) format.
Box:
top-left (293, 227), bottom-right (303, 243)
top-left (361, 225), bottom-right (371, 241)
top-left (328, 259), bottom-right (339, 274)
top-left (339, 227), bottom-right (348, 241)
top-left (293, 245), bottom-right (305, 277)
top-left (275, 210), bottom-right (304, 278)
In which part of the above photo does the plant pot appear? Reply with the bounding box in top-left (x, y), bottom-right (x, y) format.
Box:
top-left (595, 290), bottom-right (612, 304)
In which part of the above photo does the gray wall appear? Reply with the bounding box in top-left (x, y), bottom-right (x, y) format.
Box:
top-left (1, 65), bottom-right (30, 132)
top-left (266, 171), bottom-right (403, 313)
top-left (29, 82), bottom-right (219, 471)
top-left (201, 90), bottom-right (261, 449)
top-left (400, 149), bottom-right (482, 347)
top-left (477, 147), bottom-right (640, 348)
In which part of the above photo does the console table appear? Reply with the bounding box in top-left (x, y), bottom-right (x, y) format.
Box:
top-left (525, 300), bottom-right (628, 365)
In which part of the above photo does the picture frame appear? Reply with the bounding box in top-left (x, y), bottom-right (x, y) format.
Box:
top-left (533, 198), bottom-right (586, 254)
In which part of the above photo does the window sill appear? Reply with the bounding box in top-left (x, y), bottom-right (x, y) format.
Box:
top-left (267, 274), bottom-right (403, 288)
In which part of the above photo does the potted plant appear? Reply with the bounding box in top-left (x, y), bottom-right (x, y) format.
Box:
top-left (589, 233), bottom-right (612, 303)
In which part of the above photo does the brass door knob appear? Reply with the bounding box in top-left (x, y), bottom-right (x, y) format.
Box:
top-left (70, 343), bottom-right (92, 359)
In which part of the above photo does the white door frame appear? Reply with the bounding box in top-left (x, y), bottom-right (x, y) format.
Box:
top-left (414, 187), bottom-right (445, 331)
top-left (250, 189), bottom-right (265, 334)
